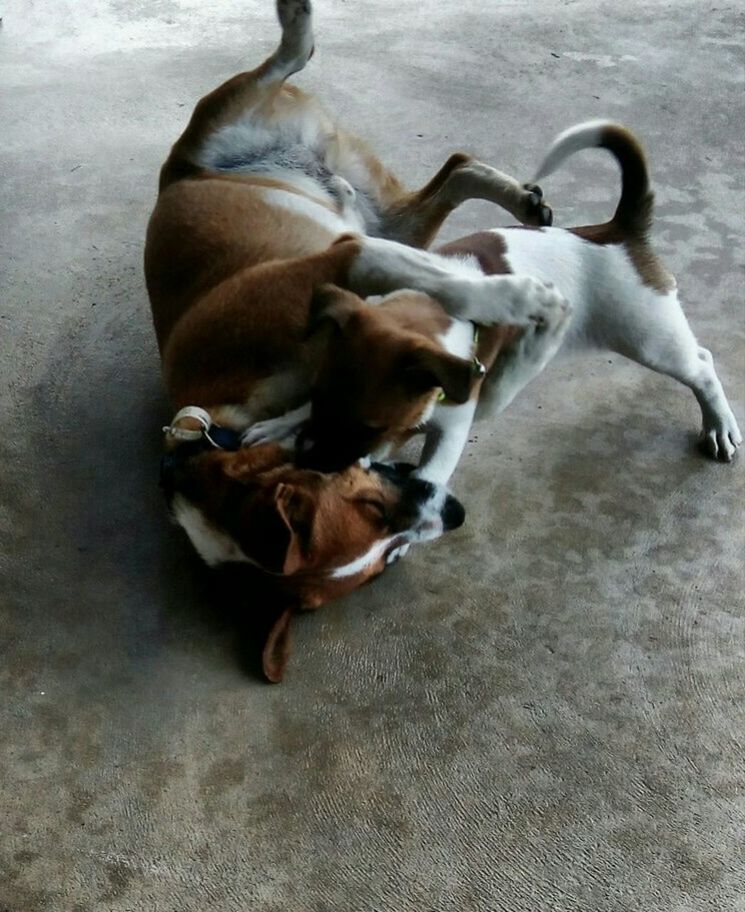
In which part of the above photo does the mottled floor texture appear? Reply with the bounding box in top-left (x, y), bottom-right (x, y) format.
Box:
top-left (2, 1), bottom-right (744, 909)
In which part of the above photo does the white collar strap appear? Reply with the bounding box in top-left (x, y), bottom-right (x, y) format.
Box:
top-left (163, 406), bottom-right (218, 445)
top-left (162, 407), bottom-right (244, 451)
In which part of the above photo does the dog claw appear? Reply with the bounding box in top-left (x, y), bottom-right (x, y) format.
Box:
top-left (522, 182), bottom-right (553, 227)
top-left (700, 424), bottom-right (741, 462)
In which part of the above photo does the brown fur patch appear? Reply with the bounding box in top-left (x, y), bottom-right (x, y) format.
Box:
top-left (158, 239), bottom-right (362, 409)
top-left (437, 231), bottom-right (512, 277)
top-left (571, 223), bottom-right (674, 294)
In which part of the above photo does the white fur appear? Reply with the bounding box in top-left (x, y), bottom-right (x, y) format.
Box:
top-left (437, 317), bottom-right (476, 359)
top-left (417, 225), bottom-right (741, 481)
top-left (416, 398), bottom-right (478, 485)
top-left (533, 120), bottom-right (608, 183)
top-left (199, 117), bottom-right (324, 174)
top-left (347, 237), bottom-right (568, 327)
top-left (414, 319), bottom-right (480, 483)
top-left (258, 186), bottom-right (367, 235)
top-left (330, 535), bottom-right (397, 579)
top-left (172, 495), bottom-right (251, 567)
top-left (241, 402), bottom-right (311, 447)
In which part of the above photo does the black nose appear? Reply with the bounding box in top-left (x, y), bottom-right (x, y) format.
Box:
top-left (442, 494), bottom-right (466, 530)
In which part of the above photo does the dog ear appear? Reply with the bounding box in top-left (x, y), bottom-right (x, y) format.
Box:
top-left (241, 483), bottom-right (316, 576)
top-left (403, 344), bottom-right (477, 404)
top-left (271, 482), bottom-right (317, 576)
top-left (221, 462), bottom-right (319, 576)
top-left (306, 283), bottom-right (364, 337)
top-left (261, 607), bottom-right (294, 683)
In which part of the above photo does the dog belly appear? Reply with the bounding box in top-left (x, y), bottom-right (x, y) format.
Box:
top-left (257, 184), bottom-right (367, 235)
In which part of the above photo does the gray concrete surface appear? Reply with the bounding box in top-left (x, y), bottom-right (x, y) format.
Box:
top-left (2, 1), bottom-right (744, 909)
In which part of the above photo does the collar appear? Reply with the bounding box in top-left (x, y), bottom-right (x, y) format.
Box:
top-left (160, 407), bottom-right (244, 496)
top-left (437, 326), bottom-right (485, 403)
top-left (162, 406), bottom-right (243, 451)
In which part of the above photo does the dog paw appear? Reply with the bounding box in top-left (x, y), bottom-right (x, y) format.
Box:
top-left (277, 0), bottom-right (314, 63)
top-left (241, 414), bottom-right (304, 447)
top-left (700, 414), bottom-right (742, 462)
top-left (461, 275), bottom-right (570, 328)
top-left (507, 276), bottom-right (571, 328)
top-left (512, 300), bottom-right (571, 371)
top-left (277, 0), bottom-right (312, 29)
top-left (522, 183), bottom-right (553, 227)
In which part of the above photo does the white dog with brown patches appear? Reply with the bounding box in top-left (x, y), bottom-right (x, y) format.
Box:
top-left (287, 121), bottom-right (741, 482)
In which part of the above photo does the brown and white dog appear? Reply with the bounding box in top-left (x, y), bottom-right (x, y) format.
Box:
top-left (272, 121), bottom-right (741, 482)
top-left (145, 0), bottom-right (566, 677)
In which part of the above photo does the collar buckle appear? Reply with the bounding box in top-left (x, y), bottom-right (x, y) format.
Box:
top-left (163, 406), bottom-right (221, 448)
top-left (162, 406), bottom-right (243, 451)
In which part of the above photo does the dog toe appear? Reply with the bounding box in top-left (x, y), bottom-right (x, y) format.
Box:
top-left (700, 425), bottom-right (739, 462)
top-left (521, 183), bottom-right (553, 227)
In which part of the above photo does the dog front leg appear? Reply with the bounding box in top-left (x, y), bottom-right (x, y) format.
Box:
top-left (241, 402), bottom-right (311, 447)
top-left (476, 304), bottom-right (572, 419)
top-left (344, 235), bottom-right (566, 327)
top-left (415, 400), bottom-right (478, 485)
top-left (379, 155), bottom-right (552, 248)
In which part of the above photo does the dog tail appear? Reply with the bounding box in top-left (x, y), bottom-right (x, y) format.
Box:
top-left (533, 120), bottom-right (653, 238)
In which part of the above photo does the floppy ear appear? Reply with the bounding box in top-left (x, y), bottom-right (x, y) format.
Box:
top-left (271, 482), bottom-right (317, 576)
top-left (239, 483), bottom-right (316, 576)
top-left (404, 345), bottom-right (477, 404)
top-left (262, 607), bottom-right (293, 683)
top-left (306, 283), bottom-right (364, 337)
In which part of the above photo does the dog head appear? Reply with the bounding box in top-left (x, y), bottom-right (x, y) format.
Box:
top-left (161, 442), bottom-right (464, 680)
top-left (299, 285), bottom-right (484, 470)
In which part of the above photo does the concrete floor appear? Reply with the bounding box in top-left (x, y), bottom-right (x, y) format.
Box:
top-left (2, 1), bottom-right (744, 909)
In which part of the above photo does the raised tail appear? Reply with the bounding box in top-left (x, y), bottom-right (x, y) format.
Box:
top-left (533, 120), bottom-right (653, 238)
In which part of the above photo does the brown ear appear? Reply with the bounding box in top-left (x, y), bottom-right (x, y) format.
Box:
top-left (220, 476), bottom-right (317, 577)
top-left (262, 607), bottom-right (293, 683)
top-left (273, 483), bottom-right (316, 576)
top-left (306, 283), bottom-right (364, 336)
top-left (404, 345), bottom-right (477, 404)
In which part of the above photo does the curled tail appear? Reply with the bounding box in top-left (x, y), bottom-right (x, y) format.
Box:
top-left (533, 120), bottom-right (653, 238)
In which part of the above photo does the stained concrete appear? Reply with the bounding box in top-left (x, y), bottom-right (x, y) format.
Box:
top-left (2, 1), bottom-right (744, 909)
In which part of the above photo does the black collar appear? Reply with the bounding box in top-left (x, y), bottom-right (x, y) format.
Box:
top-left (159, 422), bottom-right (243, 495)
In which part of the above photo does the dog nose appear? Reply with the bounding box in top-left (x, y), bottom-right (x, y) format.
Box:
top-left (442, 494), bottom-right (465, 530)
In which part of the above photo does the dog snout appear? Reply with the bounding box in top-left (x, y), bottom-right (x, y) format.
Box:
top-left (397, 477), bottom-right (466, 540)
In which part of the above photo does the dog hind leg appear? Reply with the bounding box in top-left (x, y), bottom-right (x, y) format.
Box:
top-left (262, 0), bottom-right (315, 85)
top-left (379, 156), bottom-right (552, 248)
top-left (159, 0), bottom-right (316, 187)
top-left (610, 292), bottom-right (741, 461)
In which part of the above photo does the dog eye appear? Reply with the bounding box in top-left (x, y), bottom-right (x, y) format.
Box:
top-left (358, 499), bottom-right (389, 522)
